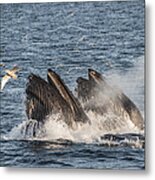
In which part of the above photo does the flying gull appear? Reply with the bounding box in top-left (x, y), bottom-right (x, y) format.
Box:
top-left (0, 66), bottom-right (21, 91)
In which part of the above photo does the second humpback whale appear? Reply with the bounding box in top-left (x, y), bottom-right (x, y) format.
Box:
top-left (76, 69), bottom-right (144, 130)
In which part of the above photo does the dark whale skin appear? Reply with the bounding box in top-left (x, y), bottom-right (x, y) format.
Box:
top-left (25, 70), bottom-right (90, 130)
top-left (76, 69), bottom-right (144, 130)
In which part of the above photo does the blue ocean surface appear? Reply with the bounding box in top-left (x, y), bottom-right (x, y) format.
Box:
top-left (0, 1), bottom-right (145, 169)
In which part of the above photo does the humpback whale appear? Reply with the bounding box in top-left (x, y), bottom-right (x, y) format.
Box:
top-left (25, 69), bottom-right (89, 133)
top-left (76, 69), bottom-right (144, 130)
top-left (25, 68), bottom-right (143, 137)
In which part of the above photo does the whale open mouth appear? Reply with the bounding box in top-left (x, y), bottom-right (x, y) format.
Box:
top-left (24, 68), bottom-right (144, 138)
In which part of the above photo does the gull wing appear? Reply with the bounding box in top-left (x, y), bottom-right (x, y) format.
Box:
top-left (10, 66), bottom-right (21, 73)
top-left (0, 75), bottom-right (11, 91)
top-left (5, 66), bottom-right (21, 79)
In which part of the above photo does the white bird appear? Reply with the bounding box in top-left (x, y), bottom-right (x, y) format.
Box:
top-left (0, 66), bottom-right (21, 91)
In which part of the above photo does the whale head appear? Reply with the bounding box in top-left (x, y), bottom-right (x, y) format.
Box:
top-left (88, 69), bottom-right (105, 84)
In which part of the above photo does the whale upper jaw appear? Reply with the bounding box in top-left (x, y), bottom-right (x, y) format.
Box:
top-left (47, 69), bottom-right (90, 125)
top-left (88, 68), bottom-right (104, 84)
top-left (47, 69), bottom-right (69, 102)
top-left (88, 69), bottom-right (110, 92)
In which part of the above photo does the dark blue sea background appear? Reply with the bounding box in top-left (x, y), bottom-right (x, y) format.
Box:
top-left (0, 1), bottom-right (145, 169)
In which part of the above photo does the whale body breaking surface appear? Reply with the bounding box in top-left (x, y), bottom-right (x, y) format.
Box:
top-left (24, 68), bottom-right (144, 138)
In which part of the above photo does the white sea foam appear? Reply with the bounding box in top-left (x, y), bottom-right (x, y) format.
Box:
top-left (4, 109), bottom-right (143, 145)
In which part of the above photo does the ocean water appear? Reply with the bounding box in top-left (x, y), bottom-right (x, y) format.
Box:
top-left (0, 1), bottom-right (145, 169)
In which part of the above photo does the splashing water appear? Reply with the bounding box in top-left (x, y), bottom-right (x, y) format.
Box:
top-left (106, 56), bottom-right (144, 114)
top-left (3, 109), bottom-right (144, 149)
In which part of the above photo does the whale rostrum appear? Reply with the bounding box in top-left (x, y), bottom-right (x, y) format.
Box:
top-left (47, 69), bottom-right (90, 125)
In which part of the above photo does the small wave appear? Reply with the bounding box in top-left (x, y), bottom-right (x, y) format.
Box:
top-left (98, 133), bottom-right (144, 149)
top-left (3, 111), bottom-right (144, 149)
